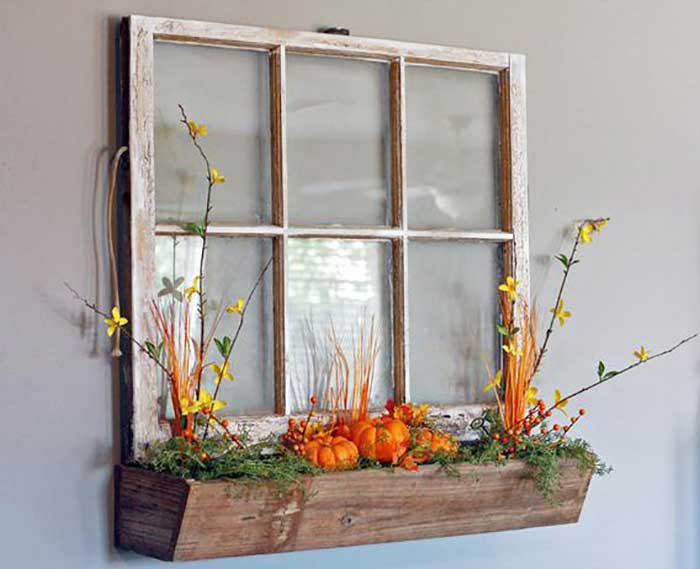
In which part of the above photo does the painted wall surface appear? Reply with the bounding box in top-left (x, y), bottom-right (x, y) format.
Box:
top-left (1, 1), bottom-right (699, 568)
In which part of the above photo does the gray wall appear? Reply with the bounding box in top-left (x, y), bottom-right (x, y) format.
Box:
top-left (1, 1), bottom-right (699, 567)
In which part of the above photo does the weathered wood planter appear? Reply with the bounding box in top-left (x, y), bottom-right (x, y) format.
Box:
top-left (115, 460), bottom-right (592, 561)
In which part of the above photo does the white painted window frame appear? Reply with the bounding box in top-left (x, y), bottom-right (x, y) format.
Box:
top-left (123, 15), bottom-right (529, 457)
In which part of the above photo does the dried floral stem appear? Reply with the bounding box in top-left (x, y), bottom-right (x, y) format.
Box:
top-left (202, 256), bottom-right (273, 439)
top-left (544, 333), bottom-right (697, 417)
top-left (178, 104), bottom-right (213, 400)
top-left (65, 283), bottom-right (172, 380)
top-left (531, 224), bottom-right (584, 377)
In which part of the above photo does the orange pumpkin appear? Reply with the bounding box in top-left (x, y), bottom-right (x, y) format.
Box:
top-left (410, 428), bottom-right (459, 463)
top-left (351, 418), bottom-right (410, 464)
top-left (304, 435), bottom-right (359, 469)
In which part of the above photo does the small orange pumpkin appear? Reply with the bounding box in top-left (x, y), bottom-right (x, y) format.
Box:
top-left (351, 418), bottom-right (410, 464)
top-left (415, 428), bottom-right (459, 455)
top-left (410, 428), bottom-right (459, 463)
top-left (304, 435), bottom-right (359, 470)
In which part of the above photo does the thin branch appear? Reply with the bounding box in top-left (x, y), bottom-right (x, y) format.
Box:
top-left (65, 283), bottom-right (173, 380)
top-left (178, 104), bottom-right (214, 400)
top-left (531, 224), bottom-right (583, 376)
top-left (547, 333), bottom-right (697, 414)
top-left (202, 256), bottom-right (273, 439)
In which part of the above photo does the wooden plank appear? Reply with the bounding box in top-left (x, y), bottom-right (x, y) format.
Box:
top-left (128, 16), bottom-right (163, 459)
top-left (135, 15), bottom-right (511, 70)
top-left (390, 57), bottom-right (408, 403)
top-left (270, 45), bottom-right (289, 414)
top-left (155, 224), bottom-right (514, 242)
top-left (115, 466), bottom-right (190, 561)
top-left (115, 460), bottom-right (592, 561)
top-left (508, 54), bottom-right (530, 303)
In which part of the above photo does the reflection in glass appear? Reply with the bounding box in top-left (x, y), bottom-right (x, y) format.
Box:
top-left (154, 42), bottom-right (271, 225)
top-left (154, 236), bottom-right (274, 415)
top-left (406, 66), bottom-right (500, 230)
top-left (287, 239), bottom-right (393, 413)
top-left (408, 241), bottom-right (500, 405)
top-left (286, 55), bottom-right (390, 227)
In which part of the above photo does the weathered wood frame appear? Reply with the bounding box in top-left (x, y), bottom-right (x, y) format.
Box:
top-left (123, 15), bottom-right (530, 458)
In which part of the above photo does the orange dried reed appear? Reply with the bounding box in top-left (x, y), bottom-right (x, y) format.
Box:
top-left (149, 299), bottom-right (225, 436)
top-left (499, 293), bottom-right (538, 431)
top-left (324, 317), bottom-right (380, 430)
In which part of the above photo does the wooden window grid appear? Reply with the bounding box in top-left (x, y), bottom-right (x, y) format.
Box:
top-left (121, 15), bottom-right (529, 458)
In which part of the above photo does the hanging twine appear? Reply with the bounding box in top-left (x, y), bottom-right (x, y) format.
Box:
top-left (108, 146), bottom-right (128, 357)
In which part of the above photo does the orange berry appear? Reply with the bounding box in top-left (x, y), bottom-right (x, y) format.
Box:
top-left (492, 433), bottom-right (500, 440)
top-left (310, 395), bottom-right (318, 405)
top-left (541, 428), bottom-right (548, 435)
top-left (200, 452), bottom-right (209, 461)
top-left (553, 424), bottom-right (560, 431)
top-left (579, 408), bottom-right (586, 416)
top-left (563, 425), bottom-right (570, 433)
top-left (221, 419), bottom-right (229, 428)
top-left (545, 410), bottom-right (552, 417)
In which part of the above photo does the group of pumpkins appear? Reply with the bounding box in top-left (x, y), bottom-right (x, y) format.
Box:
top-left (283, 402), bottom-right (459, 471)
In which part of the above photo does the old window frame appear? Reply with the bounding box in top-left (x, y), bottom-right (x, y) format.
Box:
top-left (121, 15), bottom-right (529, 457)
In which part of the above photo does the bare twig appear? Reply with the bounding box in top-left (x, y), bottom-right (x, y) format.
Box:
top-left (548, 333), bottom-right (697, 415)
top-left (178, 104), bottom-right (214, 400)
top-left (65, 282), bottom-right (173, 380)
top-left (202, 256), bottom-right (273, 439)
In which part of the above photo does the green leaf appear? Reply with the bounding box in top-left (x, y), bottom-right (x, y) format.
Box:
top-left (597, 361), bottom-right (605, 378)
top-left (511, 327), bottom-right (520, 335)
top-left (496, 324), bottom-right (509, 336)
top-left (555, 254), bottom-right (569, 268)
top-left (215, 336), bottom-right (232, 358)
top-left (603, 371), bottom-right (618, 380)
top-left (183, 222), bottom-right (205, 237)
top-left (145, 340), bottom-right (162, 360)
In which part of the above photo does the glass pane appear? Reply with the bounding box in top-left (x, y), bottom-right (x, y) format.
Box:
top-left (406, 66), bottom-right (500, 230)
top-left (287, 239), bottom-right (393, 413)
top-left (154, 42), bottom-right (271, 225)
top-left (286, 55), bottom-right (390, 227)
top-left (408, 241), bottom-right (500, 405)
top-left (154, 235), bottom-right (274, 415)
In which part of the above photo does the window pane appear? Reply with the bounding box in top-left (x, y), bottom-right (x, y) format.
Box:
top-left (408, 241), bottom-right (500, 405)
top-left (287, 239), bottom-right (393, 413)
top-left (154, 235), bottom-right (274, 415)
top-left (154, 42), bottom-right (271, 225)
top-left (406, 66), bottom-right (500, 230)
top-left (286, 55), bottom-right (390, 227)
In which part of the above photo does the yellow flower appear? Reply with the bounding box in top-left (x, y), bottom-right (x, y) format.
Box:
top-left (526, 386), bottom-right (539, 406)
top-left (210, 168), bottom-right (226, 185)
top-left (551, 299), bottom-right (572, 327)
top-left (502, 340), bottom-right (523, 357)
top-left (554, 388), bottom-right (569, 415)
top-left (181, 388), bottom-right (226, 415)
top-left (225, 297), bottom-right (245, 314)
top-left (498, 276), bottom-right (520, 301)
top-left (104, 306), bottom-right (128, 337)
top-left (187, 120), bottom-right (208, 138)
top-left (634, 346), bottom-right (650, 362)
top-left (185, 276), bottom-right (200, 301)
top-left (483, 370), bottom-right (503, 393)
top-left (579, 222), bottom-right (595, 244)
top-left (211, 361), bottom-right (233, 384)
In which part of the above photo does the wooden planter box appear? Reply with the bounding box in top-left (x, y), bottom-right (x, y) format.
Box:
top-left (115, 460), bottom-right (592, 561)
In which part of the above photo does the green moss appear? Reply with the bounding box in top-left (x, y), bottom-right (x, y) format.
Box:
top-left (139, 428), bottom-right (610, 503)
